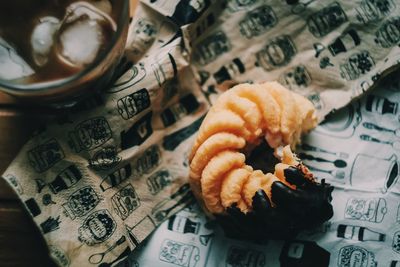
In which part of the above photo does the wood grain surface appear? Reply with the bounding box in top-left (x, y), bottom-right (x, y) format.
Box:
top-left (0, 94), bottom-right (57, 267)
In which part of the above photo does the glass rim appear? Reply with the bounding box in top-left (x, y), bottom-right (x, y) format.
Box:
top-left (0, 0), bottom-right (130, 93)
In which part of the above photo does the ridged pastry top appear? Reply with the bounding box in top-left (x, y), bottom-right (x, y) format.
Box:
top-left (189, 82), bottom-right (318, 214)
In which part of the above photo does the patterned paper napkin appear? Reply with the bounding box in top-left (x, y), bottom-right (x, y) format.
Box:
top-left (3, 0), bottom-right (400, 266)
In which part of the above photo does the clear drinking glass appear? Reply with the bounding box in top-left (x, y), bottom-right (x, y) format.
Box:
top-left (0, 0), bottom-right (130, 106)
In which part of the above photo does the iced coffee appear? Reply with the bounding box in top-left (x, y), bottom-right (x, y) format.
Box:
top-left (0, 0), bottom-right (124, 84)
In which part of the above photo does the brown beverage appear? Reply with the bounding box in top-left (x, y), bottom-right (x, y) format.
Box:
top-left (0, 0), bottom-right (123, 84)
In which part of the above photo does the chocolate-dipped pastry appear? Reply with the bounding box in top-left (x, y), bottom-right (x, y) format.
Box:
top-left (188, 82), bottom-right (334, 240)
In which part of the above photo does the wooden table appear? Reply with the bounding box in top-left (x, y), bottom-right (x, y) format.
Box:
top-left (0, 92), bottom-right (58, 267)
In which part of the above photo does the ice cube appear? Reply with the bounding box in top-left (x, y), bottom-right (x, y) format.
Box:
top-left (56, 2), bottom-right (116, 68)
top-left (31, 16), bottom-right (60, 66)
top-left (0, 37), bottom-right (34, 80)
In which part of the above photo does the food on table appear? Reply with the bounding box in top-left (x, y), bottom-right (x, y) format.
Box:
top-left (189, 82), bottom-right (334, 239)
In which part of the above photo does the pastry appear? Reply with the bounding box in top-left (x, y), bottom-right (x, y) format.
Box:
top-left (188, 82), bottom-right (333, 239)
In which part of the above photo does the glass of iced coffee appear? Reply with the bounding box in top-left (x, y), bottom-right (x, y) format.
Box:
top-left (0, 0), bottom-right (130, 105)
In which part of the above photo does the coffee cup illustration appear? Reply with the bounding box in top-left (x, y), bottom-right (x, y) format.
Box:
top-left (350, 154), bottom-right (399, 193)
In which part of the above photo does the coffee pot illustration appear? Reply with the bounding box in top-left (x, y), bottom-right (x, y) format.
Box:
top-left (350, 153), bottom-right (399, 193)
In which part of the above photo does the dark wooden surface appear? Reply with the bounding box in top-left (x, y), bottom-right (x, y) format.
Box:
top-left (0, 93), bottom-right (57, 267)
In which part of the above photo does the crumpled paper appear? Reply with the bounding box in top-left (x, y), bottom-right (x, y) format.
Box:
top-left (124, 68), bottom-right (400, 267)
top-left (2, 0), bottom-right (400, 266)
